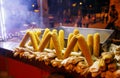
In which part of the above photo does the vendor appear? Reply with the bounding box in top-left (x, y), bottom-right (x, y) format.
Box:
top-left (105, 5), bottom-right (118, 29)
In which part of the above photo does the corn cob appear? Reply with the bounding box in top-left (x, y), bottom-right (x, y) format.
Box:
top-left (77, 34), bottom-right (93, 66)
top-left (39, 32), bottom-right (52, 52)
top-left (27, 29), bottom-right (41, 46)
top-left (73, 28), bottom-right (79, 35)
top-left (42, 28), bottom-right (50, 48)
top-left (49, 29), bottom-right (57, 49)
top-left (58, 30), bottom-right (64, 50)
top-left (93, 33), bottom-right (100, 57)
top-left (19, 31), bottom-right (29, 47)
top-left (28, 31), bottom-right (39, 51)
top-left (34, 32), bottom-right (40, 45)
top-left (67, 33), bottom-right (74, 47)
top-left (87, 34), bottom-right (93, 54)
top-left (51, 32), bottom-right (62, 59)
top-left (41, 28), bottom-right (50, 40)
top-left (64, 35), bottom-right (78, 58)
top-left (35, 28), bottom-right (41, 36)
top-left (73, 29), bottom-right (80, 52)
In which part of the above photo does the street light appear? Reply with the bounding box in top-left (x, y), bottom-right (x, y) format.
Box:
top-left (79, 2), bottom-right (83, 5)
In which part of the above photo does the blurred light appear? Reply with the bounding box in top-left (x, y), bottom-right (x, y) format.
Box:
top-left (79, 2), bottom-right (82, 5)
top-left (0, 0), bottom-right (7, 40)
top-left (89, 5), bottom-right (92, 8)
top-left (72, 3), bottom-right (77, 7)
top-left (32, 4), bottom-right (35, 7)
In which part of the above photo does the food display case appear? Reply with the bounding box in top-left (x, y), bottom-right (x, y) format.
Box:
top-left (0, 0), bottom-right (120, 78)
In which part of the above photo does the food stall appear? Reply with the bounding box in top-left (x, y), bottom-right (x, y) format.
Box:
top-left (0, 0), bottom-right (120, 78)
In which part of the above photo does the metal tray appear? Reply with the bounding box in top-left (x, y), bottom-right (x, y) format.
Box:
top-left (56, 26), bottom-right (114, 44)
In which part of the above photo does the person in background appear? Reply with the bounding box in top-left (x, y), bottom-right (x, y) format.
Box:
top-left (82, 14), bottom-right (90, 28)
top-left (105, 5), bottom-right (118, 29)
top-left (74, 9), bottom-right (82, 27)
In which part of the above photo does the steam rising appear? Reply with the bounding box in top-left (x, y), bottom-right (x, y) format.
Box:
top-left (2, 0), bottom-right (40, 33)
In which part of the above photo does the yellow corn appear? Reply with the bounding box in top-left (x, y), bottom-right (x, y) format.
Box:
top-left (49, 38), bottom-right (54, 49)
top-left (77, 34), bottom-right (93, 66)
top-left (49, 29), bottom-right (57, 49)
top-left (42, 28), bottom-right (50, 48)
top-left (27, 29), bottom-right (41, 46)
top-left (34, 32), bottom-right (41, 45)
top-left (39, 32), bottom-right (52, 52)
top-left (58, 30), bottom-right (64, 50)
top-left (87, 34), bottom-right (93, 54)
top-left (73, 28), bottom-right (79, 35)
top-left (64, 35), bottom-right (78, 58)
top-left (41, 28), bottom-right (50, 41)
top-left (51, 32), bottom-right (62, 59)
top-left (19, 31), bottom-right (29, 47)
top-left (28, 31), bottom-right (38, 51)
top-left (93, 33), bottom-right (100, 57)
top-left (73, 28), bottom-right (80, 52)
top-left (67, 33), bottom-right (74, 47)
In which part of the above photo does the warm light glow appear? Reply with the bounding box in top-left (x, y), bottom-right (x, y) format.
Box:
top-left (72, 3), bottom-right (77, 7)
top-left (89, 5), bottom-right (92, 8)
top-left (79, 2), bottom-right (82, 5)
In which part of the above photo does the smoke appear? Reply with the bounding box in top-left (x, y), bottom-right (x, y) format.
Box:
top-left (3, 0), bottom-right (40, 33)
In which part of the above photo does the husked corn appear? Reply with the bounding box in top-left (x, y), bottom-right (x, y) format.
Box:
top-left (64, 35), bottom-right (78, 58)
top-left (67, 33), bottom-right (74, 47)
top-left (51, 32), bottom-right (62, 59)
top-left (77, 34), bottom-right (93, 66)
top-left (93, 33), bottom-right (100, 57)
top-left (58, 30), bottom-right (64, 50)
top-left (19, 31), bottom-right (29, 47)
top-left (73, 28), bottom-right (79, 35)
top-left (73, 29), bottom-right (80, 52)
top-left (39, 32), bottom-right (52, 52)
top-left (28, 31), bottom-right (38, 51)
top-left (49, 29), bottom-right (57, 49)
top-left (41, 28), bottom-right (50, 41)
top-left (27, 30), bottom-right (41, 46)
top-left (87, 34), bottom-right (93, 54)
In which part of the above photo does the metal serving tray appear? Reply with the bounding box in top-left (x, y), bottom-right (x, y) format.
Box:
top-left (56, 26), bottom-right (114, 44)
